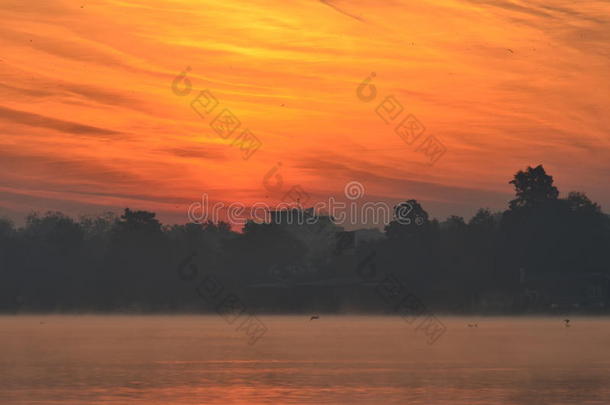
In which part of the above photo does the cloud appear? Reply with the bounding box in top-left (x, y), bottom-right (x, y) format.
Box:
top-left (0, 26), bottom-right (124, 66)
top-left (164, 146), bottom-right (227, 160)
top-left (0, 105), bottom-right (122, 137)
top-left (294, 152), bottom-right (510, 207)
top-left (319, 0), bottom-right (365, 22)
top-left (1, 0), bottom-right (609, 224)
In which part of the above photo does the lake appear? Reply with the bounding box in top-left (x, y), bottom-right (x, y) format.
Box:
top-left (1, 316), bottom-right (609, 404)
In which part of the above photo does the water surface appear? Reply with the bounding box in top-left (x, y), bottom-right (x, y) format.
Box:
top-left (1, 316), bottom-right (609, 404)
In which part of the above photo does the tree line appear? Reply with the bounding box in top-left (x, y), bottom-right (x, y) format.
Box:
top-left (1, 165), bottom-right (608, 313)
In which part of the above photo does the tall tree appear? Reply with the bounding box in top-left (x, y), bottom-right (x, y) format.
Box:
top-left (509, 165), bottom-right (559, 209)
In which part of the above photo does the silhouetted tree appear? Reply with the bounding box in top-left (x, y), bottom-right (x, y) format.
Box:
top-left (384, 200), bottom-right (430, 240)
top-left (509, 164), bottom-right (559, 209)
top-left (0, 165), bottom-right (607, 314)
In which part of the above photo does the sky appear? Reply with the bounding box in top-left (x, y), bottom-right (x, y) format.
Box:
top-left (0, 0), bottom-right (609, 227)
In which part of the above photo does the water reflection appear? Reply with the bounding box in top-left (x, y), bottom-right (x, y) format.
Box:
top-left (1, 316), bottom-right (609, 404)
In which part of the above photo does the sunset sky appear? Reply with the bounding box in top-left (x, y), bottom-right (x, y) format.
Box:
top-left (1, 0), bottom-right (609, 227)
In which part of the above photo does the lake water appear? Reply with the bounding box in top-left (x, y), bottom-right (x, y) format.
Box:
top-left (1, 316), bottom-right (609, 404)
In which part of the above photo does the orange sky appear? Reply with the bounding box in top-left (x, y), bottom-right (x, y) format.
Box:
top-left (1, 0), bottom-right (609, 226)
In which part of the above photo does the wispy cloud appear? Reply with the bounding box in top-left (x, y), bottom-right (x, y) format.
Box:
top-left (319, 0), bottom-right (365, 22)
top-left (0, 106), bottom-right (121, 136)
top-left (0, 0), bottom-right (609, 223)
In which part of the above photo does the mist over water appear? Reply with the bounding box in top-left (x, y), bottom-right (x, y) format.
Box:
top-left (1, 315), bottom-right (609, 404)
